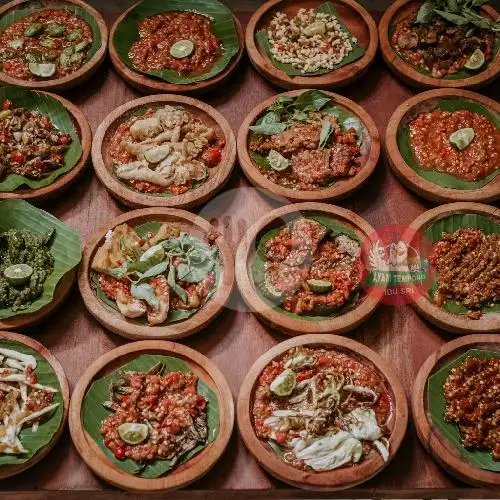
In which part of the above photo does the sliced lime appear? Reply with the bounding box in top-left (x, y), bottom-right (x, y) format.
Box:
top-left (118, 422), bottom-right (148, 445)
top-left (270, 368), bottom-right (296, 396)
top-left (4, 264), bottom-right (33, 286)
top-left (307, 279), bottom-right (332, 293)
top-left (465, 49), bottom-right (485, 71)
top-left (28, 62), bottom-right (56, 78)
top-left (267, 149), bottom-right (290, 171)
top-left (170, 40), bottom-right (194, 59)
top-left (302, 20), bottom-right (326, 37)
top-left (140, 243), bottom-right (165, 264)
top-left (449, 127), bottom-right (475, 150)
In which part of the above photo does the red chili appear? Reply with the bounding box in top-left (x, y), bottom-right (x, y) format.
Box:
top-left (11, 151), bottom-right (24, 164)
top-left (59, 134), bottom-right (71, 145)
top-left (296, 369), bottom-right (315, 382)
top-left (203, 147), bottom-right (222, 167)
top-left (35, 161), bottom-right (44, 170)
top-left (52, 153), bottom-right (64, 164)
top-left (2, 62), bottom-right (12, 71)
top-left (114, 446), bottom-right (126, 460)
top-left (2, 99), bottom-right (12, 110)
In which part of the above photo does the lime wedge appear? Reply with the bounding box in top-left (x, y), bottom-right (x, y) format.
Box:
top-left (118, 422), bottom-right (148, 445)
top-left (28, 62), bottom-right (56, 78)
top-left (170, 40), bottom-right (194, 59)
top-left (465, 49), bottom-right (485, 71)
top-left (267, 149), bottom-right (290, 171)
top-left (307, 279), bottom-right (332, 293)
top-left (270, 368), bottom-right (296, 396)
top-left (449, 128), bottom-right (475, 150)
top-left (140, 243), bottom-right (165, 264)
top-left (4, 264), bottom-right (33, 286)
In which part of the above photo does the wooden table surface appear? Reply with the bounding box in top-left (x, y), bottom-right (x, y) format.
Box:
top-left (1, 0), bottom-right (500, 497)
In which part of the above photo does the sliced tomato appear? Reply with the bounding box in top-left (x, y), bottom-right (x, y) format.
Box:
top-left (2, 99), bottom-right (12, 110)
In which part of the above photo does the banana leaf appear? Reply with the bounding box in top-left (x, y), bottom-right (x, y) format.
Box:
top-left (0, 2), bottom-right (102, 63)
top-left (0, 339), bottom-right (63, 465)
top-left (112, 0), bottom-right (239, 85)
top-left (255, 2), bottom-right (365, 77)
top-left (397, 97), bottom-right (500, 190)
top-left (91, 221), bottom-right (220, 324)
top-left (251, 214), bottom-right (363, 321)
top-left (423, 213), bottom-right (500, 315)
top-left (0, 199), bottom-right (81, 319)
top-left (82, 354), bottom-right (219, 478)
top-left (427, 348), bottom-right (500, 472)
top-left (0, 86), bottom-right (83, 192)
top-left (388, 23), bottom-right (500, 80)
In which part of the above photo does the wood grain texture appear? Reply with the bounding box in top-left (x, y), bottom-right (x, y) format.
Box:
top-left (68, 340), bottom-right (234, 491)
top-left (237, 334), bottom-right (408, 490)
top-left (385, 89), bottom-right (500, 203)
top-left (108, 4), bottom-right (245, 95)
top-left (245, 0), bottom-right (378, 89)
top-left (412, 334), bottom-right (500, 487)
top-left (78, 207), bottom-right (234, 340)
top-left (0, 331), bottom-right (69, 479)
top-left (408, 202), bottom-right (500, 334)
top-left (0, 0), bottom-right (108, 92)
top-left (0, 91), bottom-right (92, 203)
top-left (0, 2), bottom-right (499, 496)
top-left (237, 89), bottom-right (380, 203)
top-left (235, 202), bottom-right (384, 335)
top-left (92, 94), bottom-right (236, 209)
top-left (379, 0), bottom-right (500, 90)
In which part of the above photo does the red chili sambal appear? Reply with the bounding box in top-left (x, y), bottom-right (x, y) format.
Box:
top-left (0, 9), bottom-right (93, 81)
top-left (128, 11), bottom-right (221, 76)
top-left (409, 109), bottom-right (499, 182)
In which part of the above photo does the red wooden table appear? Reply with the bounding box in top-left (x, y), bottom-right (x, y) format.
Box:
top-left (1, 1), bottom-right (499, 497)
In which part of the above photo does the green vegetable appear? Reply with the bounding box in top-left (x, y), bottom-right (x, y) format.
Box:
top-left (59, 46), bottom-right (74, 67)
top-left (39, 38), bottom-right (56, 49)
top-left (248, 122), bottom-right (288, 135)
top-left (465, 48), bottom-right (485, 70)
top-left (449, 127), bottom-right (475, 150)
top-left (3, 263), bottom-right (34, 286)
top-left (130, 282), bottom-right (159, 309)
top-left (112, 0), bottom-right (239, 85)
top-left (167, 265), bottom-right (187, 303)
top-left (82, 354), bottom-right (219, 478)
top-left (74, 40), bottom-right (90, 53)
top-left (267, 149), bottom-right (290, 171)
top-left (319, 120), bottom-right (333, 149)
top-left (25, 51), bottom-right (41, 63)
top-left (255, 2), bottom-right (365, 76)
top-left (67, 29), bottom-right (82, 42)
top-left (170, 39), bottom-right (194, 59)
top-left (45, 22), bottom-right (65, 37)
top-left (24, 22), bottom-right (43, 37)
top-left (307, 279), bottom-right (332, 293)
top-left (140, 243), bottom-right (165, 264)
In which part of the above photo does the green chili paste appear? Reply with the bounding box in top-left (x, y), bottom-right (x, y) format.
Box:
top-left (0, 228), bottom-right (55, 311)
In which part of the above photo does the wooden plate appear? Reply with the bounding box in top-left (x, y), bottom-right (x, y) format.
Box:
top-left (0, 270), bottom-right (75, 331)
top-left (237, 90), bottom-right (380, 203)
top-left (109, 4), bottom-right (244, 95)
top-left (246, 0), bottom-right (378, 90)
top-left (69, 340), bottom-right (234, 492)
top-left (237, 334), bottom-right (408, 490)
top-left (78, 207), bottom-right (234, 340)
top-left (386, 89), bottom-right (500, 204)
top-left (407, 202), bottom-right (500, 334)
top-left (0, 0), bottom-right (108, 92)
top-left (91, 95), bottom-right (236, 210)
top-left (412, 334), bottom-right (500, 487)
top-left (235, 202), bottom-right (384, 336)
top-left (0, 90), bottom-right (92, 203)
top-left (379, 0), bottom-right (500, 90)
top-left (0, 331), bottom-right (69, 479)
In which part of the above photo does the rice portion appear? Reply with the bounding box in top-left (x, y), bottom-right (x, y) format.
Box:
top-left (267, 8), bottom-right (355, 73)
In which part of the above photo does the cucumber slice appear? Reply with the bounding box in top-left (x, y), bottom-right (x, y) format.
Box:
top-left (118, 422), bottom-right (148, 445)
top-left (270, 369), bottom-right (296, 396)
top-left (307, 279), bottom-right (332, 293)
top-left (4, 264), bottom-right (33, 286)
top-left (449, 127), bottom-right (475, 150)
top-left (465, 49), bottom-right (485, 71)
top-left (170, 40), bottom-right (194, 59)
top-left (28, 62), bottom-right (56, 78)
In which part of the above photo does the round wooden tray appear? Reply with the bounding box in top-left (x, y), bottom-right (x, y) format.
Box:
top-left (91, 95), bottom-right (236, 210)
top-left (379, 0), bottom-right (500, 90)
top-left (0, 0), bottom-right (108, 92)
top-left (412, 334), bottom-right (500, 487)
top-left (0, 269), bottom-right (75, 331)
top-left (109, 4), bottom-right (244, 95)
top-left (407, 202), bottom-right (500, 334)
top-left (0, 91), bottom-right (92, 203)
top-left (235, 202), bottom-right (385, 336)
top-left (237, 334), bottom-right (408, 490)
top-left (237, 90), bottom-right (380, 203)
top-left (0, 331), bottom-right (69, 479)
top-left (245, 0), bottom-right (378, 90)
top-left (69, 340), bottom-right (234, 492)
top-left (78, 207), bottom-right (234, 341)
top-left (386, 89), bottom-right (500, 204)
